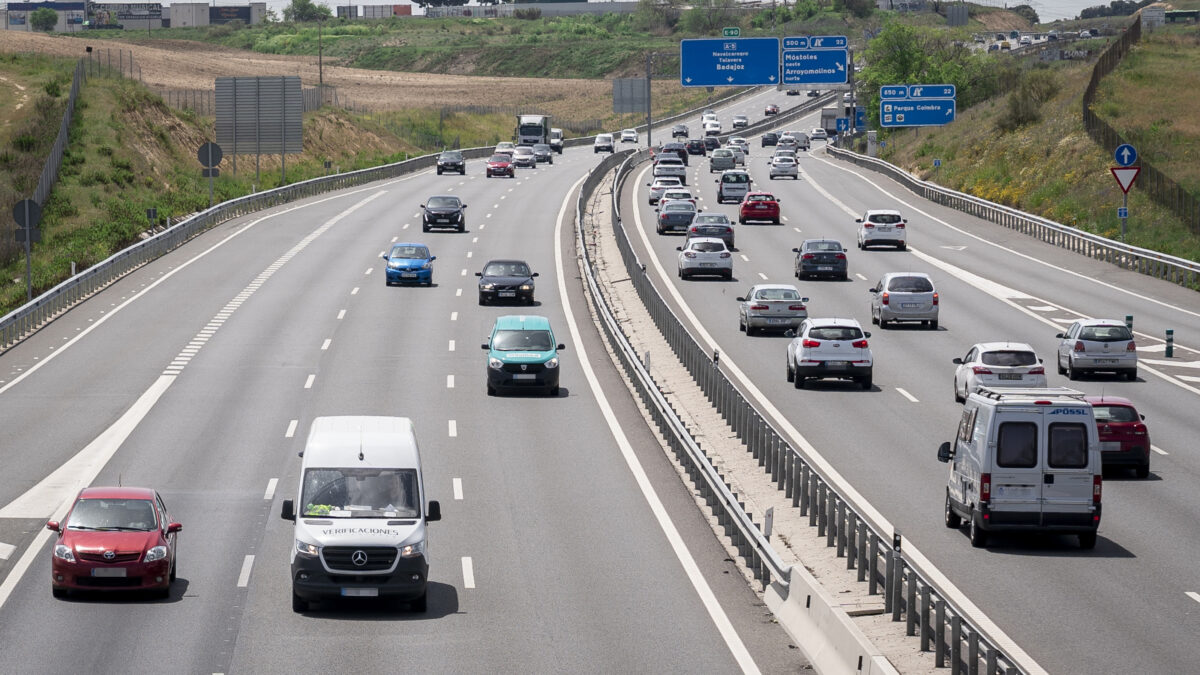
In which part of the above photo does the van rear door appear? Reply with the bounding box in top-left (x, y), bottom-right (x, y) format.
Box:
top-left (986, 410), bottom-right (1043, 527)
top-left (1040, 411), bottom-right (1097, 528)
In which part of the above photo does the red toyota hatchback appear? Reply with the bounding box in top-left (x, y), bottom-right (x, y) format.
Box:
top-left (48, 486), bottom-right (181, 598)
top-left (739, 192), bottom-right (781, 225)
top-left (1086, 395), bottom-right (1151, 478)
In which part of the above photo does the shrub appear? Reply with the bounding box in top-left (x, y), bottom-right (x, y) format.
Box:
top-left (514, 8), bottom-right (542, 20)
top-left (997, 69), bottom-right (1058, 132)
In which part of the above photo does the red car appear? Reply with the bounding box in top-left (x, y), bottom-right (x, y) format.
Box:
top-left (739, 192), bottom-right (781, 224)
top-left (764, 103), bottom-right (780, 115)
top-left (48, 486), bottom-right (181, 598)
top-left (485, 154), bottom-right (514, 178)
top-left (1086, 396), bottom-right (1151, 478)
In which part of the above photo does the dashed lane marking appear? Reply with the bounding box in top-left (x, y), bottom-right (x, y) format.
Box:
top-left (453, 478), bottom-right (463, 500)
top-left (263, 479), bottom-right (278, 500)
top-left (285, 420), bottom-right (298, 438)
top-left (236, 555), bottom-right (254, 587)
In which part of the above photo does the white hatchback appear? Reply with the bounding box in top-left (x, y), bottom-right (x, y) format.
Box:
top-left (676, 237), bottom-right (733, 280)
top-left (952, 342), bottom-right (1047, 402)
top-left (785, 318), bottom-right (873, 390)
top-left (1056, 319), bottom-right (1138, 381)
top-left (857, 209), bottom-right (908, 250)
top-left (770, 155), bottom-right (798, 180)
top-left (620, 128), bottom-right (639, 143)
top-left (646, 176), bottom-right (683, 204)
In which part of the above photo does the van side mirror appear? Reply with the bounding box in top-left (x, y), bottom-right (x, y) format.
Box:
top-left (480, 343), bottom-right (489, 350)
top-left (46, 521), bottom-right (60, 533)
top-left (426, 500), bottom-right (442, 523)
top-left (167, 522), bottom-right (183, 534)
top-left (937, 442), bottom-right (954, 463)
top-left (281, 499), bottom-right (296, 522)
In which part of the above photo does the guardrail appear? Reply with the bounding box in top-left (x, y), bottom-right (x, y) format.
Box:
top-left (594, 153), bottom-right (1028, 674)
top-left (825, 145), bottom-right (1200, 290)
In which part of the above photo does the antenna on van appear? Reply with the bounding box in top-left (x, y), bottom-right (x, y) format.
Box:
top-left (358, 422), bottom-right (364, 461)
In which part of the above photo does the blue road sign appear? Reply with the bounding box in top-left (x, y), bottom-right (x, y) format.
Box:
top-left (680, 38), bottom-right (781, 87)
top-left (783, 37), bottom-right (809, 49)
top-left (855, 106), bottom-right (866, 129)
top-left (880, 85), bottom-right (908, 100)
top-left (836, 118), bottom-right (850, 132)
top-left (1118, 206), bottom-right (1129, 219)
top-left (908, 84), bottom-right (956, 99)
top-left (782, 48), bottom-right (848, 85)
top-left (810, 35), bottom-right (848, 49)
top-left (880, 98), bottom-right (956, 127)
top-left (1114, 143), bottom-right (1137, 167)
top-left (933, 158), bottom-right (942, 167)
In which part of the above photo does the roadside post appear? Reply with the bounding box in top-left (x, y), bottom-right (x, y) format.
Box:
top-left (1112, 144), bottom-right (1139, 243)
top-left (13, 198), bottom-right (42, 302)
top-left (198, 142), bottom-right (223, 208)
top-left (1166, 329), bottom-right (1174, 357)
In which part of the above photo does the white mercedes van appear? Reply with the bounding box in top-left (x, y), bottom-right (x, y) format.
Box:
top-left (281, 416), bottom-right (442, 612)
top-left (937, 387), bottom-right (1102, 549)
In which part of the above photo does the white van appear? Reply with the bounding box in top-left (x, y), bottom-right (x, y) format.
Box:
top-left (716, 169), bottom-right (752, 203)
top-left (281, 416), bottom-right (442, 612)
top-left (937, 387), bottom-right (1102, 549)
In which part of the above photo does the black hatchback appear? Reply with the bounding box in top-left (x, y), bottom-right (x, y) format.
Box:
top-left (685, 139), bottom-right (707, 156)
top-left (762, 132), bottom-right (778, 147)
top-left (703, 137), bottom-right (720, 152)
top-left (671, 124), bottom-right (690, 138)
top-left (793, 239), bottom-right (848, 280)
top-left (422, 195), bottom-right (467, 232)
top-left (661, 142), bottom-right (689, 165)
top-left (436, 150), bottom-right (466, 175)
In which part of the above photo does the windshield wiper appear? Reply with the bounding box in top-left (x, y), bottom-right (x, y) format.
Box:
top-left (99, 526), bottom-right (149, 532)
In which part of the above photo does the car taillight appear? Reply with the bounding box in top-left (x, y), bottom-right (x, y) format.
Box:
top-left (684, 252), bottom-right (696, 258)
top-left (835, 253), bottom-right (846, 259)
top-left (896, 222), bottom-right (906, 229)
top-left (1132, 423), bottom-right (1147, 436)
top-left (972, 366), bottom-right (992, 374)
top-left (725, 227), bottom-right (733, 234)
top-left (864, 223), bottom-right (875, 228)
top-left (852, 339), bottom-right (869, 348)
top-left (1072, 341), bottom-right (1084, 352)
top-left (1093, 475), bottom-right (1102, 505)
top-left (660, 215), bottom-right (668, 222)
top-left (802, 339), bottom-right (821, 348)
top-left (802, 254), bottom-right (815, 260)
top-left (1028, 366), bottom-right (1045, 375)
top-left (880, 292), bottom-right (889, 305)
top-left (932, 292), bottom-right (939, 306)
top-left (719, 252), bottom-right (731, 258)
top-left (1126, 341), bottom-right (1137, 352)
top-left (788, 305), bottom-right (806, 311)
top-left (750, 304), bottom-right (769, 310)
top-left (980, 473), bottom-right (991, 503)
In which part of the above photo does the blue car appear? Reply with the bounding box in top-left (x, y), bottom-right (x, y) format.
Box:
top-left (482, 315), bottom-right (565, 396)
top-left (381, 243), bottom-right (436, 286)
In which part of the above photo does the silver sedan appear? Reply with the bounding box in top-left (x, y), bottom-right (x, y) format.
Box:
top-left (737, 284), bottom-right (808, 335)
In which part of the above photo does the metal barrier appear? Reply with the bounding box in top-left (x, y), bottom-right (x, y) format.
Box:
top-left (585, 152), bottom-right (1027, 674)
top-left (825, 145), bottom-right (1200, 290)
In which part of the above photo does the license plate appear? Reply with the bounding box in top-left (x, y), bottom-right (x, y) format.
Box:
top-left (498, 291), bottom-right (516, 297)
top-left (994, 485), bottom-right (1034, 498)
top-left (92, 568), bottom-right (127, 577)
top-left (1100, 441), bottom-right (1122, 452)
top-left (818, 266), bottom-right (832, 271)
top-left (877, 226), bottom-right (892, 232)
top-left (901, 303), bottom-right (919, 308)
top-left (1094, 359), bottom-right (1118, 365)
top-left (998, 373), bottom-right (1022, 380)
top-left (341, 588), bottom-right (378, 597)
top-left (437, 218), bottom-right (449, 223)
top-left (699, 262), bottom-right (716, 267)
top-left (768, 318), bottom-right (790, 324)
top-left (514, 373), bottom-right (537, 380)
top-left (825, 361), bottom-right (848, 367)
top-left (401, 273), bottom-right (417, 278)
top-left (757, 205), bottom-right (769, 209)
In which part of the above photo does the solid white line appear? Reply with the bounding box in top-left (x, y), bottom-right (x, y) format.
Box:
top-left (461, 556), bottom-right (475, 589)
top-left (1186, 592), bottom-right (1200, 604)
top-left (1151, 445), bottom-right (1168, 456)
top-left (446, 375), bottom-right (455, 389)
top-left (321, 339), bottom-right (331, 351)
top-left (237, 555), bottom-right (254, 587)
top-left (895, 387), bottom-right (919, 403)
top-left (453, 478), bottom-right (463, 500)
top-left (263, 478), bottom-right (278, 500)
top-left (285, 419), bottom-right (298, 438)
top-left (448, 420), bottom-right (457, 437)
top-left (451, 311), bottom-right (458, 321)
top-left (0, 542), bottom-right (15, 561)
top-left (558, 171), bottom-right (759, 674)
top-left (304, 374), bottom-right (315, 389)
top-left (448, 340), bottom-right (456, 352)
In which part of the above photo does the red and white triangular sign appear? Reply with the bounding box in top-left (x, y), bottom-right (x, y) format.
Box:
top-left (1111, 166), bottom-right (1140, 194)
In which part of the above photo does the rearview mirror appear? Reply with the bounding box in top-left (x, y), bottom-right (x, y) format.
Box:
top-left (475, 272), bottom-right (482, 276)
top-left (937, 441), bottom-right (954, 463)
top-left (868, 288), bottom-right (878, 293)
top-left (791, 248), bottom-right (800, 253)
top-left (784, 329), bottom-right (796, 337)
top-left (801, 297), bottom-right (809, 303)
top-left (429, 256), bottom-right (437, 262)
top-left (167, 522), bottom-right (183, 534)
top-left (480, 343), bottom-right (489, 350)
top-left (557, 343), bottom-right (566, 351)
top-left (676, 247), bottom-right (683, 251)
top-left (46, 521), bottom-right (60, 533)
top-left (1055, 333), bottom-right (1065, 339)
top-left (855, 218), bottom-right (863, 223)
top-left (281, 500), bottom-right (295, 522)
top-left (863, 331), bottom-right (871, 338)
top-left (380, 253), bottom-right (388, 260)
top-left (736, 297), bottom-right (745, 302)
top-left (531, 272), bottom-right (539, 278)
top-left (426, 500), bottom-right (442, 523)
top-left (952, 357), bottom-right (963, 364)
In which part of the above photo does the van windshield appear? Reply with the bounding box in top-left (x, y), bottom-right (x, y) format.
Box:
top-left (723, 174), bottom-right (750, 183)
top-left (492, 329), bottom-right (554, 351)
top-left (301, 468), bottom-right (419, 518)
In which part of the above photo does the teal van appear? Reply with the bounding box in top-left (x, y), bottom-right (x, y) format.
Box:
top-left (481, 315), bottom-right (565, 396)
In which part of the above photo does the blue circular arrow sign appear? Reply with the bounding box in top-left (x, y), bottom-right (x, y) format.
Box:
top-left (1114, 143), bottom-right (1137, 167)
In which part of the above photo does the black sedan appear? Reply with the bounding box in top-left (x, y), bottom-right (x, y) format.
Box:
top-left (703, 137), bottom-right (720, 152)
top-left (436, 150), bottom-right (466, 175)
top-left (532, 143), bottom-right (554, 164)
top-left (685, 138), bottom-right (707, 156)
top-left (762, 132), bottom-right (778, 147)
top-left (793, 239), bottom-right (848, 280)
top-left (671, 124), bottom-right (690, 138)
top-left (477, 259), bottom-right (538, 305)
top-left (422, 195), bottom-right (467, 233)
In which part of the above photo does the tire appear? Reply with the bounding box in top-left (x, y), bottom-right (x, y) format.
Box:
top-left (479, 294), bottom-right (488, 306)
top-left (436, 168), bottom-right (443, 175)
top-left (859, 374), bottom-right (872, 390)
top-left (1135, 462), bottom-right (1150, 479)
top-left (1078, 532), bottom-right (1098, 550)
top-left (458, 224), bottom-right (465, 233)
top-left (422, 224), bottom-right (430, 233)
top-left (1125, 369), bottom-right (1137, 382)
top-left (746, 324), bottom-right (756, 336)
top-left (944, 492), bottom-right (962, 529)
top-left (786, 362), bottom-right (795, 382)
top-left (739, 317), bottom-right (746, 332)
top-left (954, 380), bottom-right (965, 403)
top-left (487, 384), bottom-right (496, 396)
top-left (1057, 355), bottom-right (1066, 375)
top-left (930, 320), bottom-right (939, 330)
top-left (898, 242), bottom-right (907, 251)
top-left (723, 270), bottom-right (732, 280)
top-left (170, 558), bottom-right (177, 583)
top-left (549, 386), bottom-right (560, 397)
top-left (411, 591), bottom-right (428, 613)
top-left (840, 272), bottom-right (849, 281)
top-left (461, 169), bottom-right (467, 175)
top-left (1066, 358), bottom-right (1079, 381)
top-left (879, 317), bottom-right (889, 329)
top-left (793, 372), bottom-right (805, 389)
top-left (969, 512), bottom-right (988, 548)
top-left (292, 591), bottom-right (309, 613)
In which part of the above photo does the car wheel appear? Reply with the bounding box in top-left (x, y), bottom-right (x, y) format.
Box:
top-left (422, 224), bottom-right (430, 233)
top-left (549, 386), bottom-right (560, 397)
top-left (944, 492), bottom-right (962, 529)
top-left (793, 373), bottom-right (805, 389)
top-left (857, 240), bottom-right (863, 250)
top-left (841, 272), bottom-right (849, 281)
top-left (954, 379), bottom-right (965, 403)
top-left (1135, 462), bottom-right (1150, 479)
top-left (410, 591), bottom-right (428, 613)
top-left (898, 242), bottom-right (907, 251)
top-left (1078, 532), bottom-right (1098, 550)
top-left (170, 558), bottom-right (177, 583)
top-left (52, 587), bottom-right (67, 599)
top-left (1066, 358), bottom-right (1079, 380)
top-left (425, 277), bottom-right (433, 287)
top-left (723, 270), bottom-right (732, 280)
top-left (969, 512), bottom-right (988, 548)
top-left (738, 317), bottom-right (745, 332)
top-left (487, 384), bottom-right (497, 396)
top-left (478, 294), bottom-right (488, 306)
top-left (458, 224), bottom-right (465, 233)
top-left (1125, 369), bottom-right (1137, 381)
top-left (292, 591), bottom-right (309, 613)
top-left (746, 324), bottom-right (756, 336)
top-left (859, 374), bottom-right (872, 390)
top-left (1056, 355), bottom-right (1066, 375)
top-left (930, 320), bottom-right (939, 330)
top-left (879, 317), bottom-right (889, 329)
top-left (437, 168), bottom-right (443, 175)
top-left (786, 362), bottom-right (794, 383)
top-left (461, 169), bottom-right (467, 175)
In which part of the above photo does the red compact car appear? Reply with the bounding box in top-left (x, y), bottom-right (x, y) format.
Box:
top-left (48, 486), bottom-right (181, 598)
top-left (485, 154), bottom-right (514, 178)
top-left (739, 192), bottom-right (781, 224)
top-left (764, 103), bottom-right (780, 115)
top-left (1086, 396), bottom-right (1151, 478)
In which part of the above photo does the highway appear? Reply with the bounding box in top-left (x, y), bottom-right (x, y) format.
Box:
top-left (621, 109), bottom-right (1200, 674)
top-left (0, 90), bottom-right (808, 673)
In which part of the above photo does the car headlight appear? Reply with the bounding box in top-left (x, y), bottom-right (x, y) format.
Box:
top-left (519, 284), bottom-right (533, 291)
top-left (53, 544), bottom-right (75, 563)
top-left (545, 357), bottom-right (559, 369)
top-left (399, 540), bottom-right (425, 559)
top-left (421, 261), bottom-right (433, 269)
top-left (388, 260), bottom-right (401, 269)
top-left (295, 540), bottom-right (320, 558)
top-left (144, 545), bottom-right (168, 563)
top-left (480, 283), bottom-right (495, 290)
top-left (489, 357), bottom-right (503, 369)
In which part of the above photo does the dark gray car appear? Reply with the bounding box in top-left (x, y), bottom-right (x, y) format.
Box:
top-left (422, 195), bottom-right (467, 233)
top-left (793, 239), bottom-right (848, 280)
top-left (476, 259), bottom-right (538, 305)
top-left (687, 213), bottom-right (735, 250)
top-left (531, 144), bottom-right (554, 164)
top-left (655, 201), bottom-right (698, 234)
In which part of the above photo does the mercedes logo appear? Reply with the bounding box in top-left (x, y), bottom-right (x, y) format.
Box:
top-left (103, 550), bottom-right (115, 560)
top-left (351, 550), bottom-right (368, 566)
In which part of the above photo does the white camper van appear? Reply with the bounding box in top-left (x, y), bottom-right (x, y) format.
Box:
top-left (281, 416), bottom-right (442, 612)
top-left (937, 388), bottom-right (1102, 549)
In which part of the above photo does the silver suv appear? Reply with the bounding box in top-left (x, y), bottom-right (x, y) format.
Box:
top-left (869, 272), bottom-right (938, 329)
top-left (1056, 319), bottom-right (1137, 380)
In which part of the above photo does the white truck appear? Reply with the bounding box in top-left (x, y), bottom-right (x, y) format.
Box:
top-left (516, 114), bottom-right (552, 146)
top-left (549, 127), bottom-right (564, 154)
top-left (820, 107), bottom-right (840, 136)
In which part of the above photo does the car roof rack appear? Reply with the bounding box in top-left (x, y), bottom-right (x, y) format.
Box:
top-left (975, 386), bottom-right (1087, 401)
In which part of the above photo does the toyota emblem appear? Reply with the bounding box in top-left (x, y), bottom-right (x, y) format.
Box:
top-left (103, 550), bottom-right (115, 560)
top-left (351, 550), bottom-right (368, 566)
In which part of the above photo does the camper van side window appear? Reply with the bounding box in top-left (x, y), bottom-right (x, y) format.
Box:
top-left (1048, 424), bottom-right (1089, 468)
top-left (997, 422), bottom-right (1038, 468)
top-left (956, 407), bottom-right (977, 443)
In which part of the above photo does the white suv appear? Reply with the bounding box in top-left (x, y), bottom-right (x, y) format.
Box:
top-left (620, 128), bottom-right (639, 143)
top-left (676, 237), bottom-right (733, 280)
top-left (857, 209), bottom-right (907, 250)
top-left (785, 318), bottom-right (873, 390)
top-left (1056, 319), bottom-right (1138, 381)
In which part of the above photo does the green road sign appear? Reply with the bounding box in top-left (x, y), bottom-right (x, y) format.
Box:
top-left (723, 27), bottom-right (740, 38)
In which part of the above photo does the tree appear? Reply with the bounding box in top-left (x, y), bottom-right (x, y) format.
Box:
top-left (30, 7), bottom-right (58, 32)
top-left (679, 0), bottom-right (739, 34)
top-left (1010, 4), bottom-right (1040, 24)
top-left (282, 0), bottom-right (331, 22)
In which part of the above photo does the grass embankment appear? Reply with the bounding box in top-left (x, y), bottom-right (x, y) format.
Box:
top-left (878, 52), bottom-right (1200, 264)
